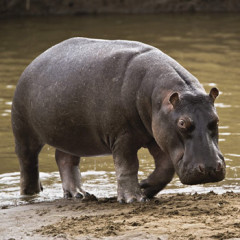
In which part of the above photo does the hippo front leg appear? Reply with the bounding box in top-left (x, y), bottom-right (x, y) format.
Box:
top-left (140, 141), bottom-right (175, 198)
top-left (113, 138), bottom-right (147, 203)
top-left (55, 149), bottom-right (95, 199)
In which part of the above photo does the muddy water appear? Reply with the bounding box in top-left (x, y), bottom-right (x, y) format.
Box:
top-left (0, 14), bottom-right (239, 206)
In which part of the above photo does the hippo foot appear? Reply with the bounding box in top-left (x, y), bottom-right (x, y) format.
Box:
top-left (117, 187), bottom-right (148, 203)
top-left (63, 189), bottom-right (97, 200)
top-left (64, 190), bottom-right (83, 199)
top-left (140, 179), bottom-right (164, 199)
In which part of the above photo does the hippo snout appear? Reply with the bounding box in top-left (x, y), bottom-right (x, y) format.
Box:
top-left (196, 160), bottom-right (224, 174)
top-left (178, 157), bottom-right (226, 185)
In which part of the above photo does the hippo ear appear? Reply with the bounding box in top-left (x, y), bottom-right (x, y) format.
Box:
top-left (169, 92), bottom-right (180, 108)
top-left (209, 87), bottom-right (219, 102)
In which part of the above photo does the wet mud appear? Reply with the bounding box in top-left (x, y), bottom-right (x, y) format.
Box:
top-left (1, 192), bottom-right (240, 240)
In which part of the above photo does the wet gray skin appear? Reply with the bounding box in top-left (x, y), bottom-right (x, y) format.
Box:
top-left (11, 38), bottom-right (225, 203)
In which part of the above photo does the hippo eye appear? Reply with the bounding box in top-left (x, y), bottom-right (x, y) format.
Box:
top-left (208, 119), bottom-right (219, 134)
top-left (177, 118), bottom-right (194, 133)
top-left (178, 119), bottom-right (186, 129)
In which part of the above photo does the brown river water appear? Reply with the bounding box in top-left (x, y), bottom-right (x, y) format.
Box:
top-left (0, 14), bottom-right (239, 206)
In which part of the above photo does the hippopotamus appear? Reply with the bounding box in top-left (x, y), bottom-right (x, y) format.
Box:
top-left (11, 37), bottom-right (225, 203)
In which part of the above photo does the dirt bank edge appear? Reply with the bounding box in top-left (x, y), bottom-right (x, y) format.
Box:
top-left (0, 192), bottom-right (240, 240)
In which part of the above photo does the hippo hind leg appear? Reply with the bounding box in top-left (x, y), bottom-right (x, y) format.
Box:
top-left (12, 120), bottom-right (43, 195)
top-left (55, 149), bottom-right (96, 200)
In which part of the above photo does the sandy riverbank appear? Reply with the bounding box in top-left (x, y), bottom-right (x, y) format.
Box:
top-left (1, 192), bottom-right (240, 240)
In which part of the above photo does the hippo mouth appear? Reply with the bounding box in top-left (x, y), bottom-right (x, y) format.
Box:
top-left (179, 169), bottom-right (226, 185)
top-left (176, 156), bottom-right (226, 185)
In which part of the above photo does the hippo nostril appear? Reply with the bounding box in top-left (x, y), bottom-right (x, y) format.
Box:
top-left (197, 164), bottom-right (205, 174)
top-left (216, 162), bottom-right (223, 172)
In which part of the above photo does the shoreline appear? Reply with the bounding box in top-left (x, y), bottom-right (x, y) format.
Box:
top-left (1, 192), bottom-right (240, 239)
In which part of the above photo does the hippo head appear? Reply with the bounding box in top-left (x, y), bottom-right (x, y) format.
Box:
top-left (152, 88), bottom-right (226, 185)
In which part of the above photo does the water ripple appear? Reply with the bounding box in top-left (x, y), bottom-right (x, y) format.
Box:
top-left (1, 170), bottom-right (240, 207)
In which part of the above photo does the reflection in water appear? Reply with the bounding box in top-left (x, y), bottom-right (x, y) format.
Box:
top-left (0, 14), bottom-right (239, 206)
